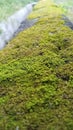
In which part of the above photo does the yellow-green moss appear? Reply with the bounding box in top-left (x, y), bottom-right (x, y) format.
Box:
top-left (0, 0), bottom-right (73, 129)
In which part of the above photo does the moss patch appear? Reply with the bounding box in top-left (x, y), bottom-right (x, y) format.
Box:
top-left (0, 0), bottom-right (73, 129)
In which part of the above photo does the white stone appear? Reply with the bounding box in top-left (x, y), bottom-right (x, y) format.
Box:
top-left (0, 2), bottom-right (37, 50)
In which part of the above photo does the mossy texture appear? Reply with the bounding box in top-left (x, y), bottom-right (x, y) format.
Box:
top-left (0, 0), bottom-right (73, 129)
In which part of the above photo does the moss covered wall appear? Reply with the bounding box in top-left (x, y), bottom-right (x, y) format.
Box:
top-left (0, 0), bottom-right (73, 129)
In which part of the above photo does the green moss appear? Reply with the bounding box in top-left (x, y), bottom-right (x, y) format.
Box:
top-left (0, 0), bottom-right (73, 129)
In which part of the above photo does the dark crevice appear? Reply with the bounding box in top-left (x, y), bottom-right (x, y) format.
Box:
top-left (62, 14), bottom-right (73, 30)
top-left (13, 18), bottom-right (38, 37)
